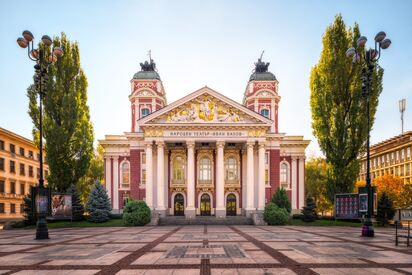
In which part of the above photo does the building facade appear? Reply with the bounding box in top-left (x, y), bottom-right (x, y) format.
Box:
top-left (100, 58), bottom-right (310, 217)
top-left (0, 127), bottom-right (48, 220)
top-left (359, 131), bottom-right (412, 184)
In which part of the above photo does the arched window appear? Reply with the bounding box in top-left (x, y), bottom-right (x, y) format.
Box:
top-left (260, 108), bottom-right (270, 118)
top-left (141, 108), bottom-right (150, 118)
top-left (121, 161), bottom-right (130, 186)
top-left (173, 156), bottom-right (185, 181)
top-left (280, 162), bottom-right (289, 188)
top-left (199, 157), bottom-right (211, 181)
top-left (225, 156), bottom-right (238, 181)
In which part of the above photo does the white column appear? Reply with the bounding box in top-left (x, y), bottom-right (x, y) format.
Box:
top-left (246, 141), bottom-right (255, 214)
top-left (241, 149), bottom-right (247, 212)
top-left (216, 141), bottom-right (225, 217)
top-left (291, 156), bottom-right (297, 210)
top-left (113, 156), bottom-right (119, 211)
top-left (186, 140), bottom-right (196, 218)
top-left (145, 142), bottom-right (154, 210)
top-left (156, 141), bottom-right (166, 215)
top-left (258, 141), bottom-right (266, 211)
top-left (105, 157), bottom-right (112, 200)
top-left (299, 156), bottom-right (305, 209)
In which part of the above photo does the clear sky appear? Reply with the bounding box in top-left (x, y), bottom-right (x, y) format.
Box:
top-left (1, 0), bottom-right (411, 157)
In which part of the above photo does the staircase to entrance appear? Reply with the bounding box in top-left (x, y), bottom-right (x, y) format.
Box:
top-left (159, 216), bottom-right (253, 225)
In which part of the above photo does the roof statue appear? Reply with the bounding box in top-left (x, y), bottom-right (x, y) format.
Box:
top-left (133, 50), bottom-right (161, 80)
top-left (254, 50), bottom-right (270, 73)
top-left (139, 50), bottom-right (157, 71)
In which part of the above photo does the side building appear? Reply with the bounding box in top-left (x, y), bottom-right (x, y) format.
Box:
top-left (359, 131), bottom-right (412, 184)
top-left (0, 127), bottom-right (49, 220)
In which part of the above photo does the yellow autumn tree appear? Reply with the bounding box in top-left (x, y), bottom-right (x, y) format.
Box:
top-left (356, 175), bottom-right (406, 208)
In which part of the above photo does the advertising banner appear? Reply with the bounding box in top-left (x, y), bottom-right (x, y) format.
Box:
top-left (51, 194), bottom-right (72, 220)
top-left (335, 193), bottom-right (359, 219)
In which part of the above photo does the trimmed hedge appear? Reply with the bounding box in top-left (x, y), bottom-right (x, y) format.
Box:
top-left (123, 200), bottom-right (151, 226)
top-left (263, 202), bottom-right (289, 225)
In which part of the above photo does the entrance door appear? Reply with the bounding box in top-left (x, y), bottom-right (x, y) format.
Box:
top-left (226, 193), bottom-right (236, 216)
top-left (174, 193), bottom-right (184, 216)
top-left (200, 193), bottom-right (211, 216)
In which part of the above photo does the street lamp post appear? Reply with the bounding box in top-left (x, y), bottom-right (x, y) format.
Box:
top-left (346, 32), bottom-right (391, 237)
top-left (17, 30), bottom-right (63, 240)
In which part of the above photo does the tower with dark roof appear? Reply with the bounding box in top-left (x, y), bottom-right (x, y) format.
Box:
top-left (129, 58), bottom-right (167, 132)
top-left (243, 56), bottom-right (280, 133)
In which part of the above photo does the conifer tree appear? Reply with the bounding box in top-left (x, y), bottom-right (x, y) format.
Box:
top-left (67, 184), bottom-right (84, 221)
top-left (271, 187), bottom-right (291, 213)
top-left (310, 15), bottom-right (383, 202)
top-left (377, 192), bottom-right (395, 226)
top-left (301, 197), bottom-right (318, 222)
top-left (27, 32), bottom-right (94, 192)
top-left (86, 181), bottom-right (112, 223)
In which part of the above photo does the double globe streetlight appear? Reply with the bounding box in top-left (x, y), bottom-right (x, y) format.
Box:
top-left (17, 30), bottom-right (63, 240)
top-left (346, 32), bottom-right (391, 237)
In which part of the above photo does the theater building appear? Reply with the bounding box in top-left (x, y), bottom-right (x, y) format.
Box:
top-left (100, 57), bottom-right (310, 218)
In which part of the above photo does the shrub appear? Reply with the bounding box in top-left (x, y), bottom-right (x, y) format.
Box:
top-left (123, 200), bottom-right (151, 226)
top-left (110, 213), bottom-right (124, 219)
top-left (377, 192), bottom-right (395, 226)
top-left (271, 187), bottom-right (291, 213)
top-left (86, 180), bottom-right (112, 223)
top-left (263, 202), bottom-right (289, 225)
top-left (301, 197), bottom-right (318, 222)
top-left (67, 184), bottom-right (85, 221)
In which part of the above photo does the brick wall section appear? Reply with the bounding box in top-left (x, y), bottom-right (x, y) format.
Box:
top-left (269, 149), bottom-right (280, 201)
top-left (130, 149), bottom-right (143, 200)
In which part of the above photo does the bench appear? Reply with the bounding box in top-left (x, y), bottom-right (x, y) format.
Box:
top-left (395, 209), bottom-right (412, 247)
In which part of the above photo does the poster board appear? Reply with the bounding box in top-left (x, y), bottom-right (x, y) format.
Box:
top-left (335, 193), bottom-right (359, 219)
top-left (49, 193), bottom-right (72, 220)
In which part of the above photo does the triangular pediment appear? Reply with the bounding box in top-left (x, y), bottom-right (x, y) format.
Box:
top-left (138, 87), bottom-right (272, 127)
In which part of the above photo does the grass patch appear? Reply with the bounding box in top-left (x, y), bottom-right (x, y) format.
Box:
top-left (288, 218), bottom-right (361, 227)
top-left (14, 218), bottom-right (125, 229)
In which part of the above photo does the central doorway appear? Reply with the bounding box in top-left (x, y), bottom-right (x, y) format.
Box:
top-left (174, 193), bottom-right (184, 216)
top-left (200, 193), bottom-right (211, 216)
top-left (226, 193), bottom-right (236, 216)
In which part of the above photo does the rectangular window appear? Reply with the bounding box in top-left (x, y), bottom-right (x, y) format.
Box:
top-left (0, 140), bottom-right (4, 150)
top-left (0, 180), bottom-right (4, 193)
top-left (37, 168), bottom-right (40, 179)
top-left (20, 183), bottom-right (25, 195)
top-left (396, 150), bottom-right (399, 162)
top-left (0, 203), bottom-right (4, 213)
top-left (10, 160), bottom-right (15, 173)
top-left (10, 182), bottom-right (16, 194)
top-left (0, 158), bottom-right (4, 171)
top-left (400, 165), bottom-right (404, 176)
top-left (401, 149), bottom-right (405, 160)
top-left (141, 169), bottom-right (146, 185)
top-left (10, 204), bottom-right (15, 214)
top-left (407, 163), bottom-right (410, 176)
top-left (37, 153), bottom-right (40, 161)
top-left (19, 147), bottom-right (25, 157)
top-left (20, 163), bottom-right (25, 176)
top-left (265, 169), bottom-right (269, 185)
top-left (29, 166), bottom-right (33, 177)
top-left (407, 147), bottom-right (411, 160)
top-left (141, 153), bottom-right (146, 165)
top-left (28, 150), bottom-right (33, 159)
top-left (9, 144), bottom-right (15, 154)
top-left (390, 152), bottom-right (394, 163)
top-left (20, 204), bottom-right (24, 213)
top-left (123, 196), bottom-right (129, 207)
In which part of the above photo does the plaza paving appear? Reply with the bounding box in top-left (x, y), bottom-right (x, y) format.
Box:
top-left (0, 225), bottom-right (411, 275)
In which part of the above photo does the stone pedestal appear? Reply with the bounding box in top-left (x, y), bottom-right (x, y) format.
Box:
top-left (185, 208), bottom-right (196, 219)
top-left (215, 208), bottom-right (226, 218)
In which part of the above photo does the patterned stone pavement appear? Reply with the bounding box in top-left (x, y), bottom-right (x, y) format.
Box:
top-left (0, 225), bottom-right (411, 274)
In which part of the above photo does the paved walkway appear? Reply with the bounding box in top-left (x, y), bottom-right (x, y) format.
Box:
top-left (0, 225), bottom-right (411, 274)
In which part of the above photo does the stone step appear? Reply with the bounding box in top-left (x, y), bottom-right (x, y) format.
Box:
top-left (158, 216), bottom-right (253, 225)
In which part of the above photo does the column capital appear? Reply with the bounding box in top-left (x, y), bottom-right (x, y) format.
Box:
top-left (186, 140), bottom-right (195, 148)
top-left (216, 140), bottom-right (225, 148)
top-left (112, 156), bottom-right (119, 161)
top-left (156, 140), bottom-right (165, 147)
top-left (291, 156), bottom-right (298, 161)
top-left (246, 140), bottom-right (255, 147)
top-left (258, 140), bottom-right (266, 148)
top-left (145, 140), bottom-right (153, 147)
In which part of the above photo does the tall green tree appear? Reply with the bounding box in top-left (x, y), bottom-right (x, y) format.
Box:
top-left (305, 157), bottom-right (332, 214)
top-left (27, 33), bottom-right (94, 192)
top-left (310, 15), bottom-right (383, 202)
top-left (78, 144), bottom-right (104, 203)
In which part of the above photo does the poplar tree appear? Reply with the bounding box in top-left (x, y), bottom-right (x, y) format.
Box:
top-left (310, 15), bottom-right (383, 202)
top-left (27, 32), bottom-right (94, 192)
